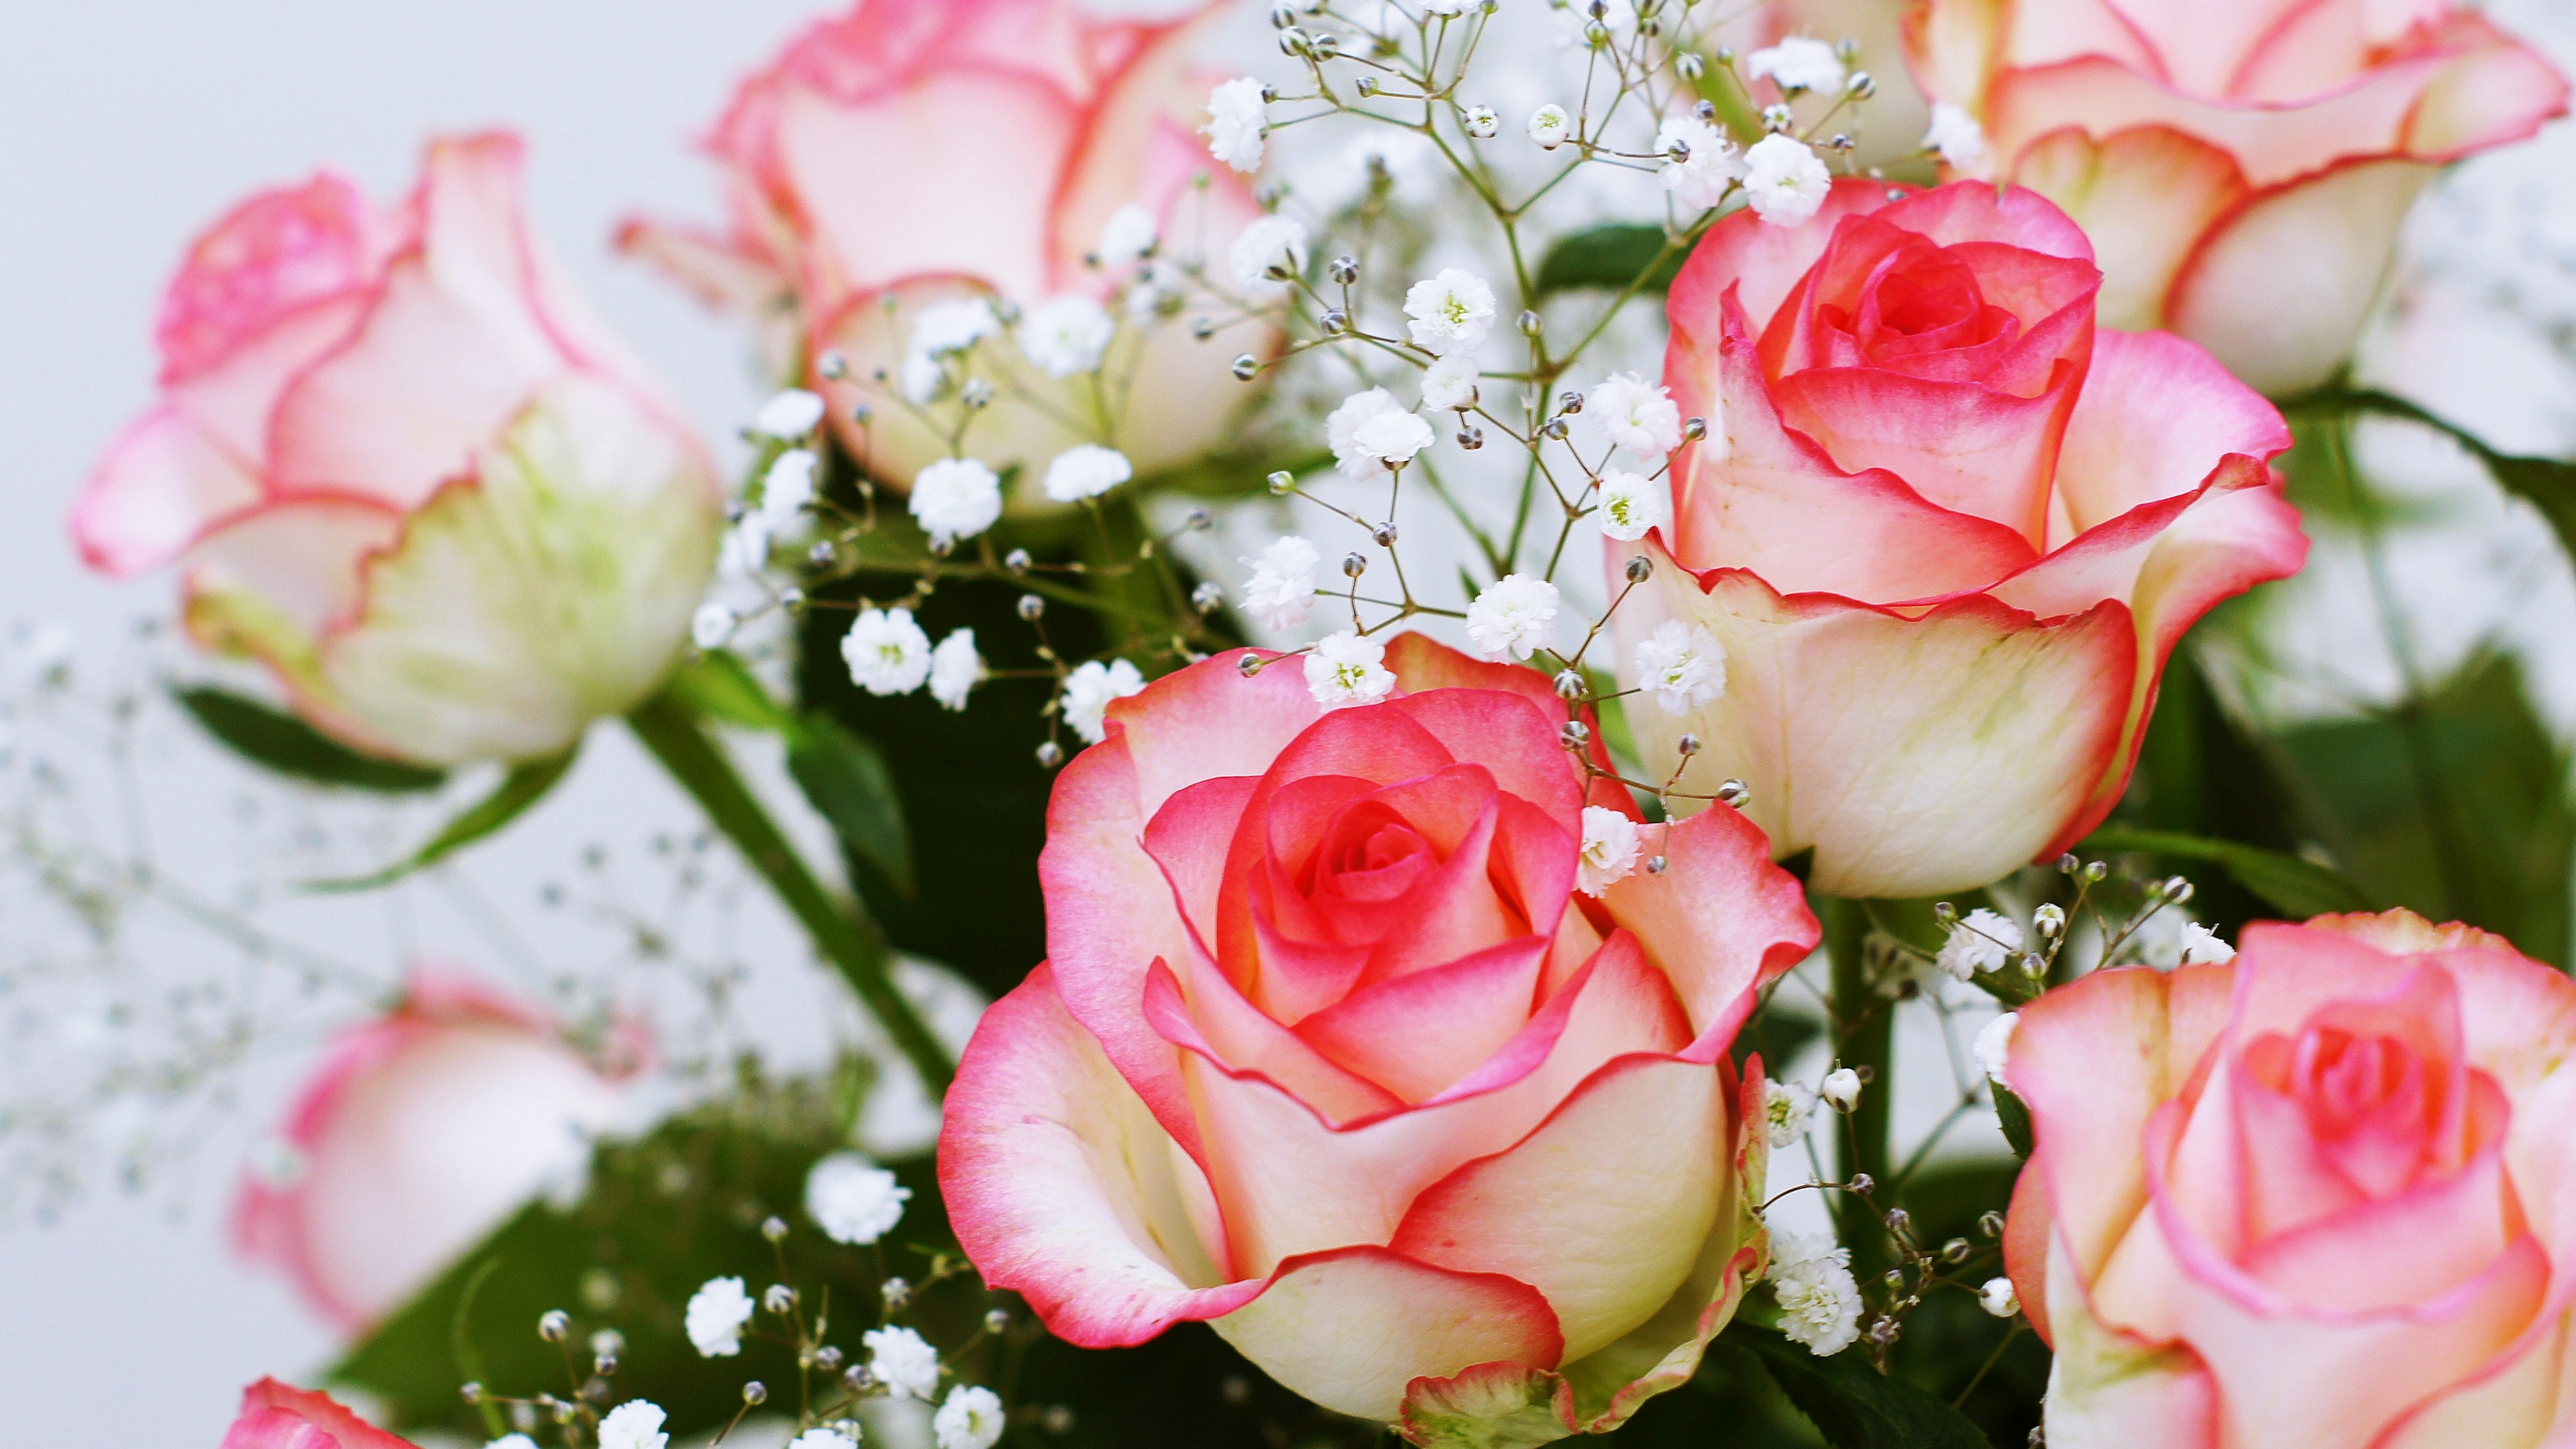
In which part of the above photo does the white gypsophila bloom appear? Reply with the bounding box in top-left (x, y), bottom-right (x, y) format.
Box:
top-left (691, 601), bottom-right (737, 651)
top-left (929, 629), bottom-right (986, 712)
top-left (1578, 805), bottom-right (1642, 895)
top-left (1421, 353), bottom-right (1481, 411)
top-left (1923, 102), bottom-right (1991, 174)
top-left (1063, 659), bottom-right (1147, 745)
top-left (1466, 574), bottom-right (1560, 660)
top-left (1228, 214), bottom-right (1309, 299)
top-left (1326, 387), bottom-right (1413, 480)
top-left (1762, 1078), bottom-right (1818, 1148)
top-left (1767, 1231), bottom-right (1863, 1356)
top-left (934, 1386), bottom-right (1007, 1449)
top-left (599, 1402), bottom-right (669, 1449)
top-left (1746, 36), bottom-right (1846, 94)
top-left (1595, 469), bottom-right (1667, 542)
top-left (1585, 372), bottom-right (1685, 460)
top-left (756, 388), bottom-right (826, 439)
top-left (1351, 407), bottom-right (1438, 472)
top-left (1820, 1067), bottom-right (1862, 1110)
top-left (1634, 620), bottom-right (1725, 714)
top-left (1744, 133), bottom-right (1833, 227)
top-left (910, 458), bottom-right (1003, 545)
top-left (1097, 202), bottom-right (1158, 263)
top-left (1202, 76), bottom-right (1269, 172)
top-left (721, 514), bottom-right (773, 578)
top-left (1528, 103), bottom-right (1572, 149)
top-left (1306, 631), bottom-right (1395, 708)
top-left (1020, 296), bottom-right (1116, 378)
top-left (2180, 921), bottom-right (2237, 965)
top-left (1657, 116), bottom-right (1743, 211)
top-left (1980, 1277), bottom-right (2021, 1319)
top-left (761, 447), bottom-right (818, 526)
top-left (1403, 268), bottom-right (1498, 356)
top-left (1124, 258), bottom-right (1174, 321)
top-left (901, 348), bottom-right (950, 405)
top-left (865, 1326), bottom-right (944, 1401)
top-left (785, 1431), bottom-right (856, 1449)
top-left (685, 1276), bottom-right (755, 1358)
top-left (806, 1152), bottom-right (913, 1244)
top-left (1462, 104), bottom-right (1499, 139)
top-left (909, 297), bottom-right (998, 358)
top-left (1042, 444), bottom-right (1134, 503)
top-left (1975, 1012), bottom-right (2018, 1087)
top-left (1937, 908), bottom-right (2024, 980)
top-left (1311, 129), bottom-right (1442, 213)
top-left (1240, 535), bottom-right (1323, 631)
top-left (490, 1436), bottom-right (541, 1449)
top-left (843, 607), bottom-right (934, 696)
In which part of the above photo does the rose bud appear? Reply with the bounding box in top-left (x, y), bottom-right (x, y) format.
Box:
top-left (939, 635), bottom-right (1819, 1440)
top-left (1904, 0), bottom-right (2568, 396)
top-left (1615, 179), bottom-right (2308, 898)
top-left (620, 0), bottom-right (1281, 493)
top-left (221, 1379), bottom-right (417, 1449)
top-left (232, 971), bottom-right (633, 1332)
top-left (2006, 910), bottom-right (2576, 1448)
top-left (71, 133), bottom-right (724, 766)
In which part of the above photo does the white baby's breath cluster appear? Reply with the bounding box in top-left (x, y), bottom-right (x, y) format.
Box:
top-left (1767, 1226), bottom-right (1864, 1356)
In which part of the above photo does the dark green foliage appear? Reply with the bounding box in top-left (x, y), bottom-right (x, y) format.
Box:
top-left (1536, 225), bottom-right (1688, 297)
top-left (173, 684), bottom-right (447, 792)
top-left (1725, 1326), bottom-right (1994, 1449)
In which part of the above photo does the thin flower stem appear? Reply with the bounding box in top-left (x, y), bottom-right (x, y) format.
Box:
top-left (1821, 894), bottom-right (1894, 1280)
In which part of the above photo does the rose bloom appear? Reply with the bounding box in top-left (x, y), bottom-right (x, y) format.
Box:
top-left (939, 635), bottom-right (1818, 1435)
top-left (223, 1379), bottom-right (416, 1449)
top-left (2004, 910), bottom-right (2576, 1448)
top-left (1905, 0), bottom-right (2569, 396)
top-left (233, 972), bottom-right (632, 1331)
top-left (621, 0), bottom-right (1277, 490)
top-left (1616, 179), bottom-right (2306, 898)
top-left (70, 133), bottom-right (723, 767)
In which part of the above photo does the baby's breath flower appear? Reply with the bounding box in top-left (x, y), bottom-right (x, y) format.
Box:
top-left (806, 1152), bottom-right (912, 1244)
top-left (1097, 203), bottom-right (1158, 263)
top-left (1527, 103), bottom-right (1572, 149)
top-left (692, 601), bottom-right (738, 651)
top-left (928, 629), bottom-right (985, 712)
top-left (1768, 1230), bottom-right (1862, 1356)
top-left (1923, 102), bottom-right (1990, 174)
top-left (1582, 373), bottom-right (1684, 459)
top-left (686, 1276), bottom-right (755, 1358)
top-left (755, 388), bottom-right (826, 439)
top-left (1063, 659), bottom-right (1146, 744)
top-left (1350, 409), bottom-right (1436, 471)
top-left (1743, 134), bottom-right (1833, 227)
top-left (1461, 105), bottom-right (1499, 140)
top-left (1937, 908), bottom-right (2023, 980)
top-left (908, 298), bottom-right (998, 358)
top-left (909, 458), bottom-right (1003, 545)
top-left (2180, 922), bottom-right (2237, 964)
top-left (1465, 574), bottom-right (1560, 660)
top-left (1578, 806), bottom-right (1642, 895)
top-left (1762, 1079), bottom-right (1817, 1147)
top-left (1820, 1067), bottom-right (1863, 1111)
top-left (786, 1431), bottom-right (856, 1449)
top-left (864, 1326), bottom-right (943, 1401)
top-left (1305, 631), bottom-right (1395, 708)
top-left (1421, 354), bottom-right (1481, 411)
top-left (489, 1436), bottom-right (541, 1449)
top-left (721, 514), bottom-right (773, 578)
top-left (599, 1402), bottom-right (669, 1449)
top-left (843, 608), bottom-right (934, 696)
top-left (934, 1385), bottom-right (1008, 1449)
top-left (1020, 296), bottom-right (1116, 378)
top-left (1228, 215), bottom-right (1309, 299)
top-left (1327, 388), bottom-right (1422, 480)
top-left (1975, 1012), bottom-right (2018, 1087)
top-left (760, 448), bottom-right (818, 525)
top-left (1596, 470), bottom-right (1667, 541)
top-left (1402, 268), bottom-right (1498, 356)
top-left (1201, 76), bottom-right (1271, 173)
top-left (1634, 620), bottom-right (1725, 714)
top-left (1656, 117), bottom-right (1742, 211)
top-left (1746, 37), bottom-right (1847, 95)
top-left (1240, 535), bottom-right (1323, 631)
top-left (1980, 1277), bottom-right (2021, 1319)
top-left (1041, 444), bottom-right (1132, 503)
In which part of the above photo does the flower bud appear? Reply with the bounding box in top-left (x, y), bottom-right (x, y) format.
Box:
top-left (1821, 1068), bottom-right (1863, 1111)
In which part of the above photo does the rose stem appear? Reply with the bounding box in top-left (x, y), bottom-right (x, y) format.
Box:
top-left (1823, 894), bottom-right (1893, 1281)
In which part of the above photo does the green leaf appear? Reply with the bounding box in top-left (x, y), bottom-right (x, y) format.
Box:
top-left (2322, 388), bottom-right (2576, 567)
top-left (786, 714), bottom-right (914, 896)
top-left (1536, 225), bottom-right (1687, 297)
top-left (664, 649), bottom-right (793, 732)
top-left (307, 746), bottom-right (578, 892)
top-left (1992, 1086), bottom-right (2034, 1161)
top-left (1727, 1325), bottom-right (1992, 1449)
top-left (172, 685), bottom-right (447, 793)
top-left (2080, 826), bottom-right (2381, 920)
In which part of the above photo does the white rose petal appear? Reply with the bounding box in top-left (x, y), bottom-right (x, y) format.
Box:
top-left (1403, 268), bottom-right (1498, 356)
top-left (909, 458), bottom-right (1003, 545)
top-left (755, 388), bottom-right (826, 439)
top-left (933, 1386), bottom-right (1007, 1449)
top-left (1634, 620), bottom-right (1725, 714)
top-left (843, 607), bottom-right (934, 696)
top-left (1744, 133), bottom-right (1833, 228)
top-left (1062, 659), bottom-right (1146, 744)
top-left (1657, 116), bottom-right (1743, 211)
top-left (928, 629), bottom-right (985, 712)
top-left (1595, 469), bottom-right (1667, 541)
top-left (686, 1276), bottom-right (755, 1358)
top-left (1578, 806), bottom-right (1642, 895)
top-left (1202, 76), bottom-right (1270, 173)
top-left (1042, 444), bottom-right (1133, 503)
top-left (1240, 535), bottom-right (1323, 631)
top-left (1305, 631), bottom-right (1395, 708)
top-left (1746, 36), bottom-right (1846, 95)
top-left (1228, 215), bottom-right (1309, 299)
top-left (806, 1152), bottom-right (912, 1245)
top-left (865, 1326), bottom-right (943, 1401)
top-left (1464, 574), bottom-right (1560, 661)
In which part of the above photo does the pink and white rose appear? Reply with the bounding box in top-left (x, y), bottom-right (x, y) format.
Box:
top-left (1617, 178), bottom-right (2307, 898)
top-left (2005, 910), bottom-right (2576, 1448)
top-left (221, 1379), bottom-right (417, 1449)
top-left (1904, 0), bottom-right (2570, 396)
top-left (72, 133), bottom-right (724, 767)
top-left (938, 635), bottom-right (1818, 1442)
top-left (621, 0), bottom-right (1277, 492)
top-left (232, 971), bottom-right (633, 1332)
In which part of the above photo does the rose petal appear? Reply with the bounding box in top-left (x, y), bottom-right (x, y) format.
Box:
top-left (2009, 125), bottom-right (2249, 332)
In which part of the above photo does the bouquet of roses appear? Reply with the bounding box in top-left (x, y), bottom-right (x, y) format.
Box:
top-left (17, 1), bottom-right (2576, 1448)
